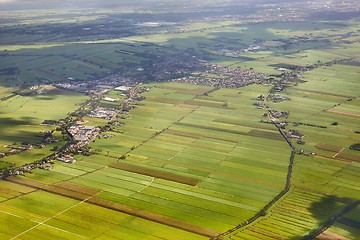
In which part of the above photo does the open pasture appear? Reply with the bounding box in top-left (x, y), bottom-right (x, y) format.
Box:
top-left (0, 40), bottom-right (157, 86)
top-left (298, 64), bottom-right (360, 98)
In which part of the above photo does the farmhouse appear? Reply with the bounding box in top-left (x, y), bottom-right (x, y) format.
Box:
top-left (286, 129), bottom-right (304, 140)
top-left (115, 86), bottom-right (130, 92)
top-left (271, 95), bottom-right (291, 102)
top-left (269, 110), bottom-right (289, 119)
top-left (246, 45), bottom-right (262, 52)
top-left (57, 155), bottom-right (76, 164)
top-left (103, 97), bottom-right (119, 102)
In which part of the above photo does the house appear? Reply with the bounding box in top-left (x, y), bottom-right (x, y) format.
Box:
top-left (115, 86), bottom-right (130, 92)
top-left (57, 155), bottom-right (76, 164)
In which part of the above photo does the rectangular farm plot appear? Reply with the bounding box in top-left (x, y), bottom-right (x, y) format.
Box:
top-left (45, 209), bottom-right (119, 238)
top-left (0, 190), bottom-right (80, 222)
top-left (13, 224), bottom-right (87, 240)
top-left (58, 160), bottom-right (104, 172)
top-left (97, 190), bottom-right (243, 228)
top-left (98, 218), bottom-right (208, 240)
top-left (145, 96), bottom-right (186, 105)
top-left (156, 83), bottom-right (212, 95)
top-left (109, 162), bottom-right (200, 186)
top-left (168, 125), bottom-right (242, 143)
top-left (50, 165), bottom-right (87, 177)
top-left (316, 143), bottom-right (344, 153)
top-left (87, 197), bottom-right (221, 237)
top-left (135, 184), bottom-right (258, 223)
top-left (22, 168), bottom-right (74, 184)
top-left (132, 145), bottom-right (178, 159)
top-left (0, 186), bottom-right (28, 200)
top-left (0, 181), bottom-right (35, 200)
top-left (69, 172), bottom-right (147, 196)
top-left (141, 138), bottom-right (189, 152)
top-left (199, 174), bottom-right (283, 202)
top-left (292, 155), bottom-right (360, 196)
top-left (163, 163), bottom-right (212, 177)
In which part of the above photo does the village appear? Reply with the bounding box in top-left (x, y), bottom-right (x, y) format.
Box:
top-left (171, 62), bottom-right (267, 88)
top-left (0, 79), bottom-right (146, 176)
top-left (55, 73), bottom-right (134, 95)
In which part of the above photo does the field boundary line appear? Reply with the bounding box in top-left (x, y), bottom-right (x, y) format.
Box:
top-left (10, 195), bottom-right (93, 240)
top-left (0, 209), bottom-right (89, 239)
top-left (136, 176), bottom-right (155, 193)
top-left (0, 210), bottom-right (25, 219)
top-left (41, 223), bottom-right (89, 239)
top-left (166, 150), bottom-right (182, 162)
top-left (0, 187), bottom-right (39, 204)
top-left (333, 148), bottom-right (345, 158)
top-left (290, 87), bottom-right (355, 98)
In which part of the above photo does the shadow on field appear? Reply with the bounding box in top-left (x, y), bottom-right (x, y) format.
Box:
top-left (309, 195), bottom-right (352, 221)
top-left (291, 195), bottom-right (359, 239)
top-left (0, 117), bottom-right (42, 143)
top-left (34, 95), bottom-right (57, 100)
top-left (45, 88), bottom-right (74, 96)
top-left (0, 128), bottom-right (43, 143)
top-left (21, 116), bottom-right (38, 122)
top-left (0, 117), bottom-right (34, 125)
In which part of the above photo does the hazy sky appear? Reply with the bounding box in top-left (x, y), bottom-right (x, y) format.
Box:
top-left (0, 0), bottom-right (195, 8)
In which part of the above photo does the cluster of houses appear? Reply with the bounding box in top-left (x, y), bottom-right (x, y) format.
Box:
top-left (88, 107), bottom-right (119, 120)
top-left (56, 74), bottom-right (133, 95)
top-left (42, 119), bottom-right (67, 126)
top-left (103, 97), bottom-right (119, 102)
top-left (218, 45), bottom-right (263, 56)
top-left (57, 155), bottom-right (76, 164)
top-left (286, 129), bottom-right (304, 140)
top-left (0, 131), bottom-right (58, 159)
top-left (270, 95), bottom-right (291, 102)
top-left (172, 62), bottom-right (267, 88)
top-left (0, 159), bottom-right (53, 179)
top-left (144, 51), bottom-right (202, 81)
top-left (98, 134), bottom-right (115, 139)
top-left (269, 110), bottom-right (290, 119)
top-left (67, 125), bottom-right (100, 142)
